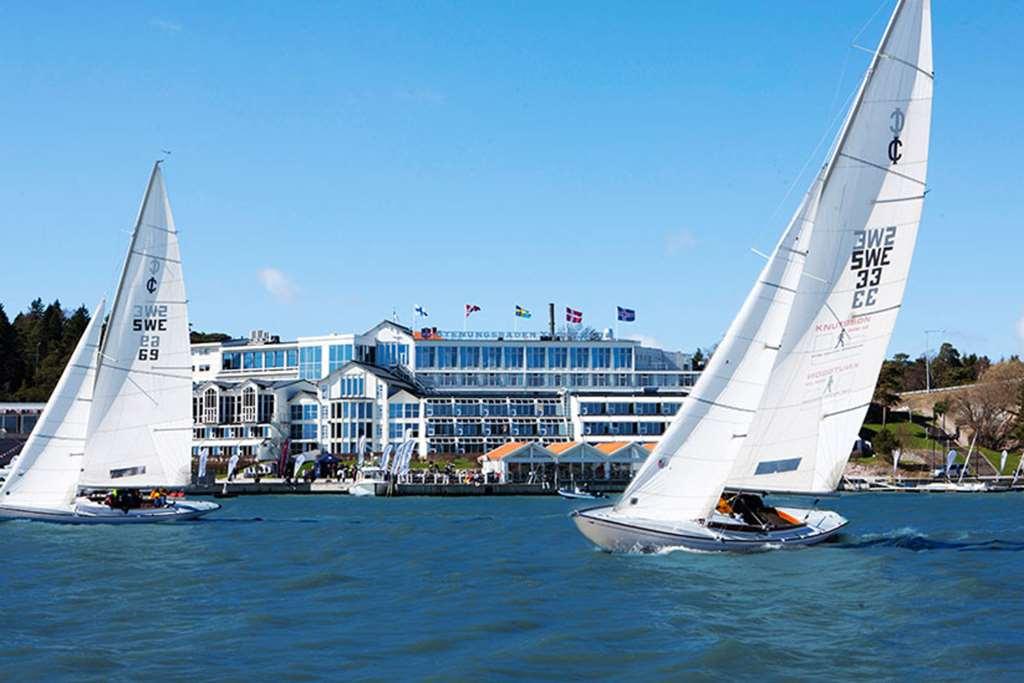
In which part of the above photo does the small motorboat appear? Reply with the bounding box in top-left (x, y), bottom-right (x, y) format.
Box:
top-left (349, 466), bottom-right (388, 497)
top-left (558, 485), bottom-right (606, 500)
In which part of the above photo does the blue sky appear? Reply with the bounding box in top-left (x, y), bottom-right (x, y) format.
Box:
top-left (1, 1), bottom-right (1021, 359)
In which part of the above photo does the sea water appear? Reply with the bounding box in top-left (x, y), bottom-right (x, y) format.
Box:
top-left (2, 493), bottom-right (1023, 680)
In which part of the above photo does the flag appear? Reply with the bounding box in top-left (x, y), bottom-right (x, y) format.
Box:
top-left (566, 307), bottom-right (583, 324)
top-left (515, 305), bottom-right (531, 319)
top-left (617, 306), bottom-right (636, 322)
top-left (278, 439), bottom-right (290, 477)
top-left (414, 305), bottom-right (428, 318)
top-left (197, 448), bottom-right (209, 479)
top-left (465, 304), bottom-right (481, 317)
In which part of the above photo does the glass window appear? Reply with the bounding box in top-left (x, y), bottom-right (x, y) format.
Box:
top-left (286, 349), bottom-right (298, 367)
top-left (376, 342), bottom-right (408, 367)
top-left (303, 404), bottom-right (318, 420)
top-left (502, 347), bottom-right (524, 368)
top-left (416, 346), bottom-right (435, 369)
top-left (614, 347), bottom-right (633, 369)
top-left (592, 348), bottom-right (611, 368)
top-left (570, 348), bottom-right (589, 368)
top-left (526, 347), bottom-right (545, 369)
top-left (329, 344), bottom-right (353, 372)
top-left (547, 347), bottom-right (567, 368)
top-left (299, 346), bottom-right (322, 380)
top-left (607, 402), bottom-right (630, 415)
top-left (459, 346), bottom-right (480, 368)
top-left (481, 347), bottom-right (501, 368)
top-left (290, 405), bottom-right (303, 421)
top-left (437, 347), bottom-right (457, 368)
top-left (222, 352), bottom-right (241, 370)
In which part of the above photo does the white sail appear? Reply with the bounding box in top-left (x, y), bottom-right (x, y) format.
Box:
top-left (80, 163), bottom-right (193, 489)
top-left (727, 0), bottom-right (932, 494)
top-left (613, 183), bottom-right (821, 523)
top-left (0, 301), bottom-right (105, 510)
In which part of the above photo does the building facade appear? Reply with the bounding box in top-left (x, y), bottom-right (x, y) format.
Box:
top-left (190, 321), bottom-right (698, 459)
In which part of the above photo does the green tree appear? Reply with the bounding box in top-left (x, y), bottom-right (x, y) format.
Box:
top-left (873, 361), bottom-right (903, 427)
top-left (0, 304), bottom-right (25, 398)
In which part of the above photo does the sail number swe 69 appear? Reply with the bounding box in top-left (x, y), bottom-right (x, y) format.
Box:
top-left (132, 304), bottom-right (168, 361)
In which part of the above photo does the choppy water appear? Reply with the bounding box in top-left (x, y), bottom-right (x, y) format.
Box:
top-left (3, 493), bottom-right (1024, 680)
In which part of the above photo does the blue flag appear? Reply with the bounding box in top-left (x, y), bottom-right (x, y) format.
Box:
top-left (617, 306), bottom-right (636, 322)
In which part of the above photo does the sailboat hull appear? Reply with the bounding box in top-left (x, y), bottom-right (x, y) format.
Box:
top-left (571, 505), bottom-right (847, 553)
top-left (0, 498), bottom-right (220, 524)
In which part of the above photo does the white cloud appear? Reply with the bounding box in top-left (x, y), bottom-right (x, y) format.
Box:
top-left (258, 267), bottom-right (298, 304)
top-left (150, 18), bottom-right (182, 33)
top-left (665, 228), bottom-right (697, 254)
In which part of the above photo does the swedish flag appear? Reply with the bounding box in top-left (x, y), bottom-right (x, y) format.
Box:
top-left (515, 305), bottom-right (531, 319)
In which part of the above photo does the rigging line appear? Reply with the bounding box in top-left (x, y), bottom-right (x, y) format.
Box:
top-left (124, 373), bottom-right (159, 406)
top-left (757, 0), bottom-right (887, 236)
top-left (851, 44), bottom-right (933, 80)
top-left (837, 153), bottom-right (927, 185)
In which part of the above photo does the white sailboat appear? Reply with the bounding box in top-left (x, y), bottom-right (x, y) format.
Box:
top-left (0, 163), bottom-right (219, 523)
top-left (574, 0), bottom-right (932, 552)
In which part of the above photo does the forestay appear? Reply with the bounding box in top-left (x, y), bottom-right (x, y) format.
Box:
top-left (80, 164), bottom-right (193, 489)
top-left (0, 301), bottom-right (105, 510)
top-left (727, 0), bottom-right (932, 494)
top-left (613, 182), bottom-right (821, 523)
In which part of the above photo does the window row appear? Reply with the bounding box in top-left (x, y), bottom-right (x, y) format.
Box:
top-left (222, 349), bottom-right (298, 371)
top-left (414, 345), bottom-right (633, 370)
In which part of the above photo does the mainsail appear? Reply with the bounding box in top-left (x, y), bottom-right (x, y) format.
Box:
top-left (79, 163), bottom-right (193, 488)
top-left (0, 301), bottom-right (105, 510)
top-left (727, 0), bottom-right (932, 494)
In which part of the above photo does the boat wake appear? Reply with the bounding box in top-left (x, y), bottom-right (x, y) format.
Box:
top-left (836, 529), bottom-right (1024, 553)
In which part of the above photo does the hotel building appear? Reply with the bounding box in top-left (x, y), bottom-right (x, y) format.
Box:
top-left (190, 320), bottom-right (698, 459)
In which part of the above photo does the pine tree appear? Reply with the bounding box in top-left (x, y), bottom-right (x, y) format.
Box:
top-left (0, 304), bottom-right (24, 398)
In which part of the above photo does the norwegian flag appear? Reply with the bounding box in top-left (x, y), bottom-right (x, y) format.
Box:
top-left (565, 307), bottom-right (583, 324)
top-left (465, 304), bottom-right (481, 317)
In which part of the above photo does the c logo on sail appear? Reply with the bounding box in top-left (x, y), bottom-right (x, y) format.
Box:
top-left (888, 107), bottom-right (905, 165)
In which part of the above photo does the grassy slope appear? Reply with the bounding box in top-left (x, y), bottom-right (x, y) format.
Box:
top-left (857, 420), bottom-right (1020, 475)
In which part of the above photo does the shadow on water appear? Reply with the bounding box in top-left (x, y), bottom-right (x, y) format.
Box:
top-left (832, 533), bottom-right (1024, 553)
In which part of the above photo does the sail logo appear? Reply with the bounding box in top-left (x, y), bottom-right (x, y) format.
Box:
top-left (888, 107), bottom-right (905, 165)
top-left (145, 258), bottom-right (161, 294)
top-left (850, 226), bottom-right (896, 310)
